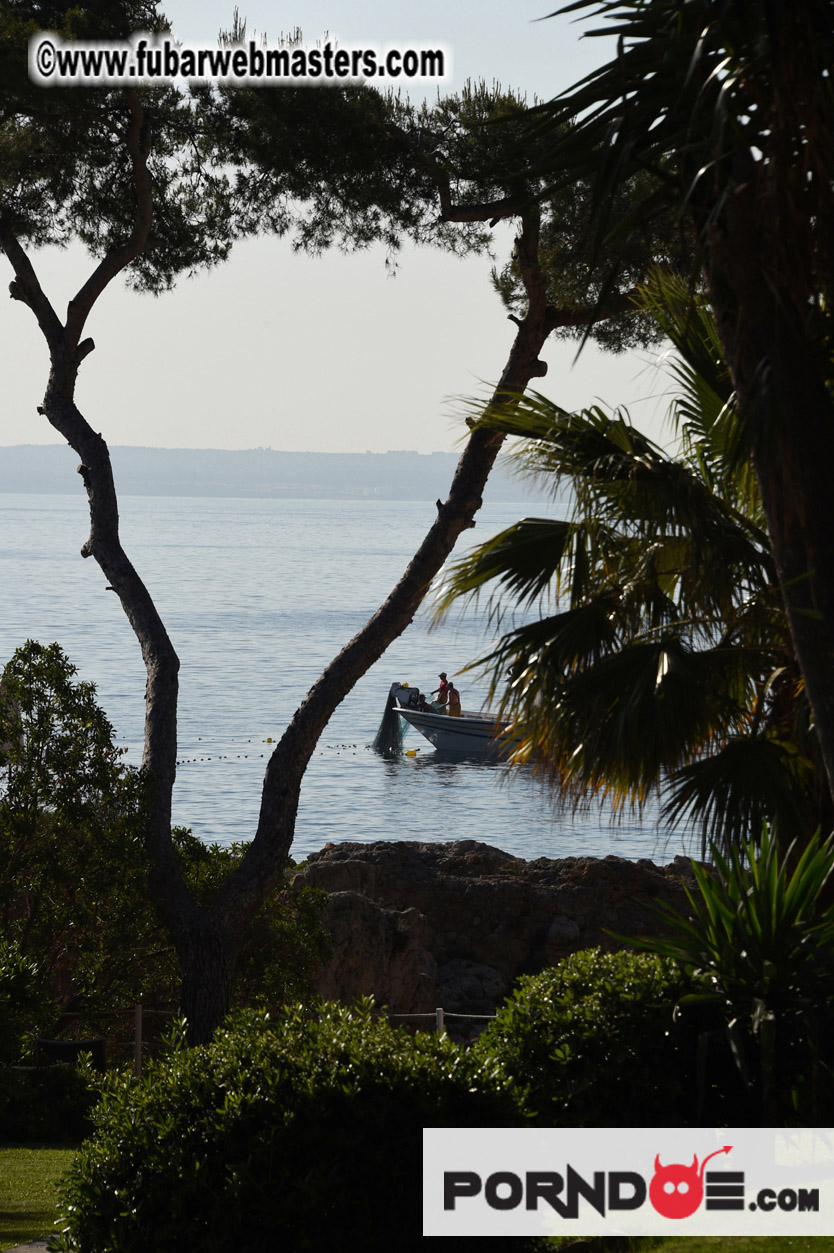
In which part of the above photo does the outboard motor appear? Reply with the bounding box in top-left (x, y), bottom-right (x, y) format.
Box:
top-left (390, 683), bottom-right (421, 709)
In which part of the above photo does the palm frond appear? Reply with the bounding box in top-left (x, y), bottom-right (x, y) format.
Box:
top-left (434, 517), bottom-right (575, 625)
top-left (662, 736), bottom-right (818, 858)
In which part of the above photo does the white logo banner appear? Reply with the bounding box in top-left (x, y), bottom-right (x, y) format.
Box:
top-left (423, 1127), bottom-right (834, 1237)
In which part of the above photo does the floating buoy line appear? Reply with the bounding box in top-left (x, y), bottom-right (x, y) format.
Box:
top-left (116, 733), bottom-right (384, 766)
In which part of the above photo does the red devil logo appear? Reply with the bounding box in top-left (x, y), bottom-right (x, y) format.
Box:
top-left (649, 1147), bottom-right (733, 1219)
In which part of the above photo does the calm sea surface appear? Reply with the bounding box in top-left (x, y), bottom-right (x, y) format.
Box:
top-left (1, 492), bottom-right (697, 864)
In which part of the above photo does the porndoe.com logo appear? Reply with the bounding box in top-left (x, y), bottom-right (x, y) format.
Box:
top-left (423, 1128), bottom-right (834, 1238)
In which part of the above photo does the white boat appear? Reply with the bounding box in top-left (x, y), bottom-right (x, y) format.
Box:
top-left (389, 683), bottom-right (509, 757)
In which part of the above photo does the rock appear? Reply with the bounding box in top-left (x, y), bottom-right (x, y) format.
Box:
top-left (311, 892), bottom-right (437, 1017)
top-left (546, 914), bottom-right (581, 946)
top-left (436, 959), bottom-right (508, 1015)
top-left (294, 839), bottom-right (700, 1026)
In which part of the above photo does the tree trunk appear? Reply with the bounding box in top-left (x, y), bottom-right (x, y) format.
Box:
top-left (751, 383), bottom-right (834, 815)
top-left (178, 921), bottom-right (239, 1046)
top-left (701, 168), bottom-right (834, 816)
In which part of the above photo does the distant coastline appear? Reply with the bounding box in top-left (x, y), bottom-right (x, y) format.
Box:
top-left (0, 444), bottom-right (554, 503)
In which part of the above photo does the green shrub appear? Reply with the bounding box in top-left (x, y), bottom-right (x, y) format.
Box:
top-left (473, 947), bottom-right (745, 1127)
top-left (54, 1000), bottom-right (534, 1253)
top-left (0, 939), bottom-right (44, 1064)
top-left (0, 643), bottom-right (330, 1040)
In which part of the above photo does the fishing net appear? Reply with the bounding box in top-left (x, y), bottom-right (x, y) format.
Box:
top-left (372, 688), bottom-right (406, 757)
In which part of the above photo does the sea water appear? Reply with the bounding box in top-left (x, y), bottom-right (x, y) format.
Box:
top-left (0, 492), bottom-right (696, 864)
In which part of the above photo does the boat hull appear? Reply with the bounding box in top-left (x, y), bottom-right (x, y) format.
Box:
top-left (395, 705), bottom-right (507, 757)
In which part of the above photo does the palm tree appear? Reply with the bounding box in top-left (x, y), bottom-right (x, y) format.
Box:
top-left (437, 273), bottom-right (828, 855)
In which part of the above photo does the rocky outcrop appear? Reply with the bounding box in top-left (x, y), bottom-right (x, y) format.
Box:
top-left (293, 840), bottom-right (699, 1029)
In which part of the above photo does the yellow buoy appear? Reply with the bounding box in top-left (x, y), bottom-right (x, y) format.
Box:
top-left (405, 748), bottom-right (418, 756)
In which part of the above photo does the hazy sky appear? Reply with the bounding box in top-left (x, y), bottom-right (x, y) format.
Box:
top-left (1, 1), bottom-right (676, 454)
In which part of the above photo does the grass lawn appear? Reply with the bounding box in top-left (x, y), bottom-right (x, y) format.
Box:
top-left (0, 1146), bottom-right (77, 1251)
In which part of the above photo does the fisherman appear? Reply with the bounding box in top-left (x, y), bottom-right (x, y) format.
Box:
top-left (431, 672), bottom-right (449, 711)
top-left (447, 682), bottom-right (462, 717)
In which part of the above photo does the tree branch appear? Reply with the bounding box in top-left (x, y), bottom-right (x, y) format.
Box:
top-left (65, 89), bottom-right (154, 350)
top-left (442, 197), bottom-right (529, 225)
top-left (545, 288), bottom-right (640, 333)
top-left (385, 120), bottom-right (527, 225)
top-left (0, 219), bottom-right (63, 352)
